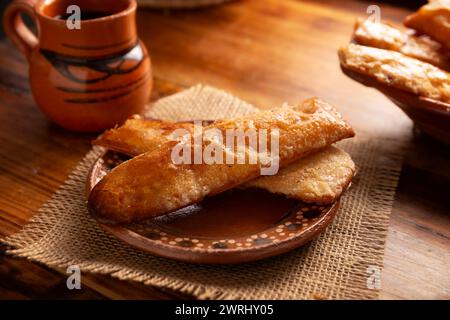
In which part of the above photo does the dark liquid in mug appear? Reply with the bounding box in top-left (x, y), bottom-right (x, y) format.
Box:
top-left (54, 11), bottom-right (110, 21)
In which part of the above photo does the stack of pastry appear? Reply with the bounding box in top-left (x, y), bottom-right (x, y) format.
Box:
top-left (88, 98), bottom-right (356, 225)
top-left (339, 0), bottom-right (450, 104)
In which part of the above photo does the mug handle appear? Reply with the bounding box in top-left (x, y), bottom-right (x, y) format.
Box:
top-left (3, 0), bottom-right (39, 60)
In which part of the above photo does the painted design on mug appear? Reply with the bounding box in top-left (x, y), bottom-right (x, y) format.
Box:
top-left (40, 42), bottom-right (149, 104)
top-left (40, 42), bottom-right (146, 85)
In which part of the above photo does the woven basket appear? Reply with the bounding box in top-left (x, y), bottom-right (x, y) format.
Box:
top-left (137, 0), bottom-right (231, 9)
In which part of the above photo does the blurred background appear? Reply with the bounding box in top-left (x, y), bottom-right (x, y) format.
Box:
top-left (0, 0), bottom-right (429, 38)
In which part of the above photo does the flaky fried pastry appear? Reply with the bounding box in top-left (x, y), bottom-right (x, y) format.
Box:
top-left (339, 44), bottom-right (450, 103)
top-left (88, 98), bottom-right (355, 224)
top-left (244, 146), bottom-right (354, 204)
top-left (94, 118), bottom-right (356, 204)
top-left (404, 0), bottom-right (450, 49)
top-left (353, 18), bottom-right (450, 71)
top-left (93, 116), bottom-right (197, 156)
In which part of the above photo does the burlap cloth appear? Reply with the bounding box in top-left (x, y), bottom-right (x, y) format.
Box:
top-left (3, 85), bottom-right (404, 299)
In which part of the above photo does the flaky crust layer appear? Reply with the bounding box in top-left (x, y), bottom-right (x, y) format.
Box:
top-left (88, 98), bottom-right (355, 224)
top-left (404, 0), bottom-right (450, 49)
top-left (353, 18), bottom-right (450, 71)
top-left (339, 44), bottom-right (450, 103)
top-left (94, 118), bottom-right (356, 204)
top-left (93, 117), bottom-right (196, 157)
top-left (244, 146), bottom-right (355, 204)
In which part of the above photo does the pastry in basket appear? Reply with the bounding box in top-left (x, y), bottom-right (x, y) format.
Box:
top-left (353, 18), bottom-right (450, 71)
top-left (88, 98), bottom-right (355, 224)
top-left (339, 44), bottom-right (450, 103)
top-left (94, 117), bottom-right (356, 205)
top-left (404, 0), bottom-right (450, 50)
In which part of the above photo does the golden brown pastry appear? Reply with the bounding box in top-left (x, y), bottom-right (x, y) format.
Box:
top-left (88, 98), bottom-right (355, 224)
top-left (245, 146), bottom-right (355, 204)
top-left (404, 0), bottom-right (450, 50)
top-left (353, 18), bottom-right (450, 71)
top-left (93, 116), bottom-right (198, 157)
top-left (339, 44), bottom-right (450, 103)
top-left (94, 117), bottom-right (356, 204)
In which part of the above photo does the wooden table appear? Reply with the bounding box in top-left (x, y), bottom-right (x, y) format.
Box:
top-left (0, 0), bottom-right (448, 300)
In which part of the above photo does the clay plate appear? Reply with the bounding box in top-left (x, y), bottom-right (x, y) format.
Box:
top-left (86, 151), bottom-right (341, 264)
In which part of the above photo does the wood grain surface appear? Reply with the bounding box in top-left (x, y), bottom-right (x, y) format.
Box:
top-left (0, 0), bottom-right (448, 299)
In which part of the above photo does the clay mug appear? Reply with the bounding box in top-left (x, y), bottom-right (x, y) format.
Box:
top-left (3, 0), bottom-right (152, 132)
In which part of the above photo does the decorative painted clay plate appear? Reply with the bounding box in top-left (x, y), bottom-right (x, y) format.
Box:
top-left (87, 151), bottom-right (340, 264)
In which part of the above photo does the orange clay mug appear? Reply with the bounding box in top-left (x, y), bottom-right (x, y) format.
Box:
top-left (3, 0), bottom-right (152, 132)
